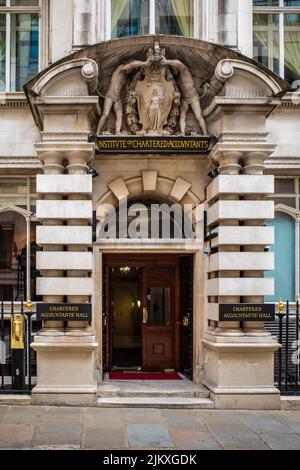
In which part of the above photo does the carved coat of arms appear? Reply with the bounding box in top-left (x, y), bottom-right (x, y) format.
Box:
top-left (97, 42), bottom-right (207, 136)
top-left (125, 47), bottom-right (181, 135)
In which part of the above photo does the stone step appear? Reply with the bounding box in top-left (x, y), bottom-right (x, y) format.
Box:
top-left (97, 389), bottom-right (210, 399)
top-left (97, 396), bottom-right (215, 409)
top-left (97, 381), bottom-right (210, 399)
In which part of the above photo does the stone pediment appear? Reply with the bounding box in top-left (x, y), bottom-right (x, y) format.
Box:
top-left (24, 36), bottom-right (289, 134)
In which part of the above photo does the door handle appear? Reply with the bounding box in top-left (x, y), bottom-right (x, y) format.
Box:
top-left (182, 315), bottom-right (189, 327)
top-left (143, 308), bottom-right (148, 324)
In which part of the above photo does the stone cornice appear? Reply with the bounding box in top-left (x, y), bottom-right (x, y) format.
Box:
top-left (0, 93), bottom-right (29, 108)
top-left (265, 157), bottom-right (300, 169)
top-left (210, 142), bottom-right (277, 161)
top-left (35, 142), bottom-right (95, 154)
top-left (204, 97), bottom-right (281, 117)
top-left (217, 132), bottom-right (269, 143)
top-left (0, 157), bottom-right (42, 169)
top-left (41, 132), bottom-right (91, 142)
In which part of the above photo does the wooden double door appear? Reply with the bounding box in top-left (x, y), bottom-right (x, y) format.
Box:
top-left (105, 255), bottom-right (187, 372)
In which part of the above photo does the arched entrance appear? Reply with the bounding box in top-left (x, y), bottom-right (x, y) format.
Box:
top-left (94, 180), bottom-right (204, 380)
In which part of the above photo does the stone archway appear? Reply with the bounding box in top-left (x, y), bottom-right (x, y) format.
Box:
top-left (96, 172), bottom-right (201, 235)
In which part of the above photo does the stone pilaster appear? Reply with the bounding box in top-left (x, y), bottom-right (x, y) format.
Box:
top-left (37, 150), bottom-right (65, 336)
top-left (31, 143), bottom-right (98, 406)
top-left (209, 151), bottom-right (244, 337)
top-left (203, 143), bottom-right (280, 409)
top-left (241, 152), bottom-right (272, 336)
top-left (65, 149), bottom-right (93, 336)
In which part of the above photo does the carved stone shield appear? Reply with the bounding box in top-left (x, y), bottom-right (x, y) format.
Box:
top-left (126, 66), bottom-right (181, 135)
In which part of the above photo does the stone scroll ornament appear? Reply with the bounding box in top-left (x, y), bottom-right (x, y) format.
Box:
top-left (96, 42), bottom-right (213, 136)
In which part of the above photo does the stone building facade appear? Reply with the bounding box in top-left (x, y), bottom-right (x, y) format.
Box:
top-left (0, 0), bottom-right (300, 409)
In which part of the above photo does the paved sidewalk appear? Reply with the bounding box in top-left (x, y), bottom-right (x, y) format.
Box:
top-left (0, 406), bottom-right (300, 450)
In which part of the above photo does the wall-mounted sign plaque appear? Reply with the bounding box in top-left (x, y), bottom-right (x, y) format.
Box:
top-left (219, 304), bottom-right (275, 322)
top-left (92, 135), bottom-right (217, 154)
top-left (36, 303), bottom-right (92, 322)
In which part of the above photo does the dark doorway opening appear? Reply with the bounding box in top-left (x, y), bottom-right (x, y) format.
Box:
top-left (111, 266), bottom-right (143, 369)
top-left (103, 254), bottom-right (194, 378)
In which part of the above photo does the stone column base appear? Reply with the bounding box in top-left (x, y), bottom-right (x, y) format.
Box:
top-left (202, 332), bottom-right (281, 410)
top-left (206, 387), bottom-right (280, 410)
top-left (31, 335), bottom-right (98, 407)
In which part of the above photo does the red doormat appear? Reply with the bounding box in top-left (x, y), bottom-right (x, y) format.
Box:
top-left (109, 372), bottom-right (183, 381)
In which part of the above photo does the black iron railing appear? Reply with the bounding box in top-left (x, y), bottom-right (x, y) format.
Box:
top-left (265, 301), bottom-right (300, 396)
top-left (0, 301), bottom-right (40, 395)
top-left (1, 299), bottom-right (299, 396)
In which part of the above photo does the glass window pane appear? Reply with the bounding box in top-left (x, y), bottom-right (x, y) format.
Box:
top-left (265, 213), bottom-right (295, 302)
top-left (272, 197), bottom-right (296, 207)
top-left (30, 177), bottom-right (36, 193)
top-left (10, 13), bottom-right (39, 92)
top-left (0, 14), bottom-right (5, 92)
top-left (155, 0), bottom-right (193, 36)
top-left (147, 287), bottom-right (171, 326)
top-left (284, 14), bottom-right (300, 83)
top-left (0, 212), bottom-right (27, 301)
top-left (253, 14), bottom-right (280, 75)
top-left (0, 178), bottom-right (27, 194)
top-left (253, 1), bottom-right (279, 5)
top-left (0, 1), bottom-right (6, 7)
top-left (111, 0), bottom-right (149, 39)
top-left (275, 178), bottom-right (295, 193)
top-left (11, 1), bottom-right (39, 5)
top-left (284, 1), bottom-right (300, 6)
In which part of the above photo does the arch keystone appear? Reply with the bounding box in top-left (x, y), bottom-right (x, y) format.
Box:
top-left (142, 171), bottom-right (158, 192)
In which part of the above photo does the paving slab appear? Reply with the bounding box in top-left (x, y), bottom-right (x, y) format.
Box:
top-left (0, 406), bottom-right (9, 420)
top-left (202, 423), bottom-right (270, 450)
top-left (127, 423), bottom-right (174, 448)
top-left (196, 410), bottom-right (244, 427)
top-left (1, 405), bottom-right (46, 424)
top-left (43, 406), bottom-right (85, 422)
top-left (259, 433), bottom-right (300, 450)
top-left (169, 428), bottom-right (223, 450)
top-left (0, 423), bottom-right (36, 449)
top-left (121, 408), bottom-right (163, 423)
top-left (161, 410), bottom-right (208, 431)
top-left (239, 412), bottom-right (294, 434)
top-left (0, 406), bottom-right (300, 450)
top-left (33, 420), bottom-right (82, 448)
top-left (84, 408), bottom-right (122, 428)
top-left (83, 426), bottom-right (128, 449)
top-left (271, 411), bottom-right (300, 434)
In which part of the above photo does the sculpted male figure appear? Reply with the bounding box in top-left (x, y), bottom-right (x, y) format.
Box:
top-left (162, 58), bottom-right (207, 135)
top-left (97, 58), bottom-right (152, 135)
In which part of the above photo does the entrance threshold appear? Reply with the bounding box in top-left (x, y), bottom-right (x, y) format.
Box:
top-left (108, 372), bottom-right (183, 381)
top-left (97, 375), bottom-right (214, 409)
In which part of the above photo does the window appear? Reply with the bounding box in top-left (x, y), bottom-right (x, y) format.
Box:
top-left (110, 0), bottom-right (194, 39)
top-left (0, 177), bottom-right (40, 301)
top-left (265, 213), bottom-right (296, 302)
top-left (265, 177), bottom-right (300, 303)
top-left (0, 0), bottom-right (40, 93)
top-left (253, 0), bottom-right (300, 83)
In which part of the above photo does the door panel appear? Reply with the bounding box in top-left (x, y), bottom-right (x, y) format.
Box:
top-left (142, 267), bottom-right (175, 371)
top-left (105, 255), bottom-right (181, 373)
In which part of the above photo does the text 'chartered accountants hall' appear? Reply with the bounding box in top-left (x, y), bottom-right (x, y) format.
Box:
top-left (1, 0), bottom-right (300, 410)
